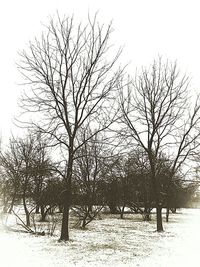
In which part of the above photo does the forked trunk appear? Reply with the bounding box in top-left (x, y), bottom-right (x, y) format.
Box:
top-left (82, 217), bottom-right (87, 228)
top-left (120, 205), bottom-right (125, 219)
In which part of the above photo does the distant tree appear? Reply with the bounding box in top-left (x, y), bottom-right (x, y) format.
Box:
top-left (105, 178), bottom-right (120, 214)
top-left (104, 154), bottom-right (136, 218)
top-left (168, 180), bottom-right (198, 208)
top-left (97, 151), bottom-right (147, 219)
top-left (0, 139), bottom-right (23, 213)
top-left (37, 178), bottom-right (64, 221)
top-left (18, 13), bottom-right (124, 240)
top-left (0, 177), bottom-right (11, 213)
top-left (30, 134), bottom-right (53, 214)
top-left (119, 58), bottom-right (200, 231)
top-left (72, 129), bottom-right (111, 228)
top-left (125, 149), bottom-right (153, 220)
top-left (0, 133), bottom-right (52, 226)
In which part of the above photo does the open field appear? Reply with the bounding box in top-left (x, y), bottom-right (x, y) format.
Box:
top-left (0, 208), bottom-right (199, 266)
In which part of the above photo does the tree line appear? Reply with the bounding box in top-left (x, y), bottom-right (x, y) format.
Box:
top-left (0, 133), bottom-right (196, 227)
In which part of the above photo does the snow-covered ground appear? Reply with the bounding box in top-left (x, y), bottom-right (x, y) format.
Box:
top-left (0, 209), bottom-right (199, 266)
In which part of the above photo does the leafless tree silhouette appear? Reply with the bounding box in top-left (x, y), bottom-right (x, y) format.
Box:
top-left (119, 58), bottom-right (200, 231)
top-left (18, 13), bottom-right (124, 240)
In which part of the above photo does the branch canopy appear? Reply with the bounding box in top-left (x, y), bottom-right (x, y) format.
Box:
top-left (119, 58), bottom-right (200, 175)
top-left (18, 13), bottom-right (124, 150)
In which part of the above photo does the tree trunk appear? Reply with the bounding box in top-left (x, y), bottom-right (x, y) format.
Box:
top-left (166, 207), bottom-right (170, 222)
top-left (59, 203), bottom-right (70, 241)
top-left (88, 205), bottom-right (93, 213)
top-left (156, 205), bottom-right (163, 231)
top-left (22, 196), bottom-right (30, 227)
top-left (49, 206), bottom-right (54, 215)
top-left (59, 145), bottom-right (73, 241)
top-left (109, 204), bottom-right (119, 214)
top-left (82, 216), bottom-right (87, 228)
top-left (40, 205), bottom-right (46, 221)
top-left (171, 207), bottom-right (177, 213)
top-left (8, 191), bottom-right (16, 213)
top-left (143, 207), bottom-right (151, 221)
top-left (58, 205), bottom-right (63, 213)
top-left (120, 205), bottom-right (125, 219)
top-left (35, 204), bottom-right (40, 214)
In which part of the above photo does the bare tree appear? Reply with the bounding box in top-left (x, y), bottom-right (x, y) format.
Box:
top-left (119, 58), bottom-right (200, 231)
top-left (72, 129), bottom-right (110, 228)
top-left (0, 136), bottom-right (35, 226)
top-left (18, 13), bottom-right (124, 240)
top-left (124, 149), bottom-right (153, 221)
top-left (31, 134), bottom-right (53, 215)
top-left (0, 133), bottom-right (52, 226)
top-left (0, 140), bottom-right (23, 213)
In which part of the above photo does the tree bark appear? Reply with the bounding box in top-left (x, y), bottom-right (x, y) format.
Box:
top-left (59, 203), bottom-right (70, 241)
top-left (59, 150), bottom-right (73, 241)
top-left (156, 205), bottom-right (163, 231)
top-left (166, 207), bottom-right (170, 222)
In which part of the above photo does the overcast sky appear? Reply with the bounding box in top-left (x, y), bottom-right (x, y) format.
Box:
top-left (0, 0), bottom-right (200, 142)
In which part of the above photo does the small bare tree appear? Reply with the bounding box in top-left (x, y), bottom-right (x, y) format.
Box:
top-left (18, 13), bottom-right (124, 240)
top-left (72, 129), bottom-right (110, 228)
top-left (119, 58), bottom-right (200, 231)
top-left (0, 133), bottom-right (52, 226)
top-left (0, 140), bottom-right (23, 213)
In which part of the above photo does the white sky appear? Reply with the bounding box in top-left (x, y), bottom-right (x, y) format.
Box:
top-left (0, 0), bottom-right (200, 142)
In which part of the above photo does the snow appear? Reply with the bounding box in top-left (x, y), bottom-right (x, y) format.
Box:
top-left (0, 209), bottom-right (199, 266)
